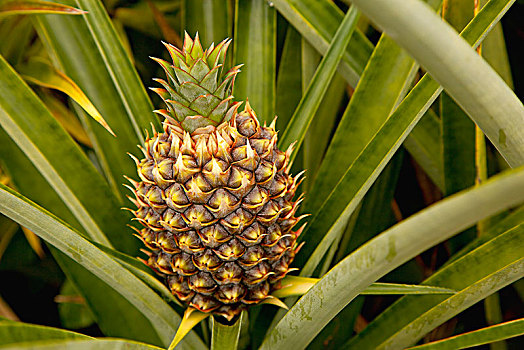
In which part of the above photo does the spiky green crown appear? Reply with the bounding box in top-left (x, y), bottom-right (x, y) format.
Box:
top-left (150, 33), bottom-right (242, 133)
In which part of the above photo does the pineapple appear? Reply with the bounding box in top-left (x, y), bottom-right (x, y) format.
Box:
top-left (127, 33), bottom-right (304, 321)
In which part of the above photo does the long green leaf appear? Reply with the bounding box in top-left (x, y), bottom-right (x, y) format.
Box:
top-left (0, 0), bottom-right (85, 16)
top-left (0, 53), bottom-right (136, 252)
top-left (233, 0), bottom-right (275, 124)
top-left (303, 33), bottom-right (417, 214)
top-left (403, 110), bottom-right (443, 190)
top-left (295, 0), bottom-right (514, 276)
top-left (0, 184), bottom-right (206, 350)
top-left (272, 0), bottom-right (373, 87)
top-left (0, 321), bottom-right (91, 346)
top-left (345, 216), bottom-right (524, 348)
top-left (406, 319), bottom-right (524, 350)
top-left (17, 58), bottom-right (115, 136)
top-left (351, 0), bottom-right (524, 167)
top-left (275, 26), bottom-right (302, 130)
top-left (183, 0), bottom-right (230, 46)
top-left (34, 0), bottom-right (158, 203)
top-left (0, 129), bottom-right (165, 346)
top-left (261, 165), bottom-right (524, 350)
top-left (279, 5), bottom-right (360, 155)
top-left (71, 0), bottom-right (157, 136)
top-left (0, 338), bottom-right (163, 350)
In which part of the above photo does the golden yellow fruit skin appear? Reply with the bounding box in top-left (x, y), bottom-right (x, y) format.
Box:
top-left (129, 103), bottom-right (304, 320)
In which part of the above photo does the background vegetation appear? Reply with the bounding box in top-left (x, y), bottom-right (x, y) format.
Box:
top-left (0, 0), bottom-right (523, 349)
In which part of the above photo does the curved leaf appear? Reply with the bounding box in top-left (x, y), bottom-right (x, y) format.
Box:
top-left (0, 184), bottom-right (206, 350)
top-left (233, 0), bottom-right (275, 124)
top-left (0, 54), bottom-right (133, 252)
top-left (346, 223), bottom-right (524, 349)
top-left (18, 58), bottom-right (114, 136)
top-left (350, 0), bottom-right (524, 167)
top-left (0, 321), bottom-right (91, 346)
top-left (0, 338), bottom-right (163, 350)
top-left (279, 5), bottom-right (360, 156)
top-left (406, 318), bottom-right (524, 350)
top-left (261, 165), bottom-right (524, 349)
top-left (0, 0), bottom-right (85, 16)
top-left (295, 0), bottom-right (516, 277)
top-left (272, 0), bottom-right (373, 87)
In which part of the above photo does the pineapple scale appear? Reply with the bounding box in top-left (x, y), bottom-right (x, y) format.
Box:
top-left (129, 103), bottom-right (304, 320)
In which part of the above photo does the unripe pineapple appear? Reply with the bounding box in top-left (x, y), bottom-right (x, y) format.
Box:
top-left (127, 33), bottom-right (304, 321)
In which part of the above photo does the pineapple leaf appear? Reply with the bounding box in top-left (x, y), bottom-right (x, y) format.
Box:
top-left (303, 33), bottom-right (417, 213)
top-left (345, 223), bottom-right (524, 349)
top-left (296, 0), bottom-right (515, 276)
top-left (0, 0), bottom-right (86, 17)
top-left (0, 321), bottom-right (91, 346)
top-left (272, 276), bottom-right (455, 298)
top-left (18, 57), bottom-right (115, 136)
top-left (350, 0), bottom-right (524, 167)
top-left (278, 5), bottom-right (360, 159)
top-left (0, 183), bottom-right (206, 349)
top-left (405, 319), bottom-right (524, 350)
top-left (0, 53), bottom-right (132, 251)
top-left (262, 165), bottom-right (524, 350)
top-left (168, 308), bottom-right (209, 350)
top-left (272, 0), bottom-right (373, 87)
top-left (234, 0), bottom-right (276, 124)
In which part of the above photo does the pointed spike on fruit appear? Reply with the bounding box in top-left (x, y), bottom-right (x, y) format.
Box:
top-left (161, 41), bottom-right (181, 66)
top-left (269, 116), bottom-right (277, 130)
top-left (191, 32), bottom-right (204, 59)
top-left (294, 223), bottom-right (307, 238)
top-left (215, 38), bottom-right (232, 67)
top-left (183, 31), bottom-right (194, 53)
top-left (123, 175), bottom-right (139, 188)
top-left (261, 296), bottom-right (289, 310)
top-left (167, 308), bottom-right (210, 350)
top-left (295, 240), bottom-right (306, 254)
top-left (244, 98), bottom-right (253, 114)
top-left (127, 152), bottom-right (140, 166)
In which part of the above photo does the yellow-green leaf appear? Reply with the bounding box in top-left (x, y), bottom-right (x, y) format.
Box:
top-left (17, 58), bottom-right (115, 136)
top-left (0, 0), bottom-right (85, 17)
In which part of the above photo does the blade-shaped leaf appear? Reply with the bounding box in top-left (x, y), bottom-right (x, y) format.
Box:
top-left (295, 0), bottom-right (515, 277)
top-left (350, 0), bottom-right (524, 167)
top-left (261, 165), bottom-right (524, 350)
top-left (0, 184), bottom-right (206, 350)
top-left (0, 321), bottom-right (91, 346)
top-left (0, 54), bottom-right (135, 252)
top-left (34, 0), bottom-right (159, 203)
top-left (273, 276), bottom-right (455, 298)
top-left (18, 58), bottom-right (115, 136)
top-left (279, 5), bottom-right (360, 156)
top-left (0, 130), bottom-right (164, 345)
top-left (303, 32), bottom-right (417, 213)
top-left (233, 0), bottom-right (275, 124)
top-left (272, 0), bottom-right (373, 87)
top-left (183, 0), bottom-right (230, 48)
top-left (403, 110), bottom-right (443, 190)
top-left (0, 338), bottom-right (163, 350)
top-left (0, 0), bottom-right (85, 16)
top-left (406, 318), bottom-right (524, 350)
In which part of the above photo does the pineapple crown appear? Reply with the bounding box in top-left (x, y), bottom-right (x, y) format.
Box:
top-left (150, 33), bottom-right (242, 133)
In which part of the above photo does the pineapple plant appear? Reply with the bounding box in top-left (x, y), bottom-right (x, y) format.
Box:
top-left (128, 34), bottom-right (304, 321)
top-left (0, 0), bottom-right (523, 349)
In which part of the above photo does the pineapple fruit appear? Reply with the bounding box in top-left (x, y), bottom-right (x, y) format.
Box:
top-left (127, 34), bottom-right (304, 321)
